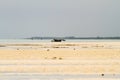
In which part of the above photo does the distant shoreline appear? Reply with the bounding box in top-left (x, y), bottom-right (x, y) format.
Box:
top-left (25, 36), bottom-right (120, 40)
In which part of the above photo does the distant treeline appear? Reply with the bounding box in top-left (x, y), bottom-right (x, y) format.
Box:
top-left (25, 36), bottom-right (120, 40)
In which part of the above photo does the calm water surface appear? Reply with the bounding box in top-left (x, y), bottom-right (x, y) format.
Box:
top-left (0, 39), bottom-right (120, 43)
top-left (0, 73), bottom-right (120, 80)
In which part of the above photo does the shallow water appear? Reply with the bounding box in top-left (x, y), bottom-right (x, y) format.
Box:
top-left (0, 39), bottom-right (120, 43)
top-left (0, 73), bottom-right (120, 80)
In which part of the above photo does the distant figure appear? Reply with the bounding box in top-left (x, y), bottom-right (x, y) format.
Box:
top-left (51, 39), bottom-right (65, 42)
top-left (101, 74), bottom-right (104, 76)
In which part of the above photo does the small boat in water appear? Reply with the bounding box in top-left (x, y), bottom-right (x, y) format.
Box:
top-left (51, 38), bottom-right (65, 42)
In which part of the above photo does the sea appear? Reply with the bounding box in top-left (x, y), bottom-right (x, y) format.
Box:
top-left (0, 38), bottom-right (120, 43)
top-left (0, 39), bottom-right (120, 80)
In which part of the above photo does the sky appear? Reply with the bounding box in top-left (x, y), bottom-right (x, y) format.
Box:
top-left (0, 0), bottom-right (120, 38)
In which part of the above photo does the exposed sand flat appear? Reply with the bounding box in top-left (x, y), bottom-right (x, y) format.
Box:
top-left (0, 60), bottom-right (120, 74)
top-left (0, 41), bottom-right (120, 77)
top-left (0, 49), bottom-right (120, 60)
top-left (0, 64), bottom-right (120, 74)
top-left (0, 60), bottom-right (120, 65)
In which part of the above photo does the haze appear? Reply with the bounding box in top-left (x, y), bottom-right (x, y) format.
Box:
top-left (0, 0), bottom-right (120, 38)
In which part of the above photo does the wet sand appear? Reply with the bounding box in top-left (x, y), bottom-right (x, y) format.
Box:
top-left (0, 41), bottom-right (120, 79)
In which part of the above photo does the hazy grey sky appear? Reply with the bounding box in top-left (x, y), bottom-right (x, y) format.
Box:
top-left (0, 0), bottom-right (120, 38)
